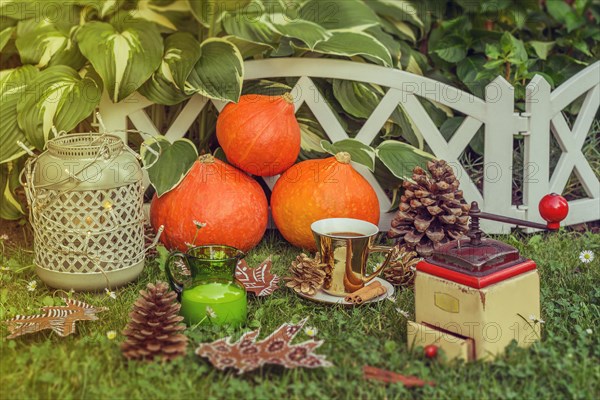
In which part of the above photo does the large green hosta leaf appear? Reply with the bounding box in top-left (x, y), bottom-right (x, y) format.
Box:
top-left (0, 26), bottom-right (14, 51)
top-left (222, 11), bottom-right (274, 44)
top-left (16, 23), bottom-right (85, 69)
top-left (188, 0), bottom-right (251, 27)
top-left (132, 0), bottom-right (191, 30)
top-left (366, 0), bottom-right (424, 30)
top-left (139, 32), bottom-right (201, 105)
top-left (185, 38), bottom-right (243, 102)
top-left (0, 1), bottom-right (80, 20)
top-left (141, 136), bottom-right (197, 197)
top-left (17, 65), bottom-right (103, 150)
top-left (75, 0), bottom-right (121, 18)
top-left (332, 80), bottom-right (384, 119)
top-left (0, 65), bottom-right (38, 164)
top-left (375, 140), bottom-right (435, 180)
top-left (0, 162), bottom-right (25, 220)
top-left (268, 13), bottom-right (330, 50)
top-left (224, 35), bottom-right (272, 59)
top-left (299, 0), bottom-right (379, 30)
top-left (310, 31), bottom-right (392, 67)
top-left (76, 14), bottom-right (163, 102)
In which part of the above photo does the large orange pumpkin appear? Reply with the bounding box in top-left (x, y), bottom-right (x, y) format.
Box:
top-left (216, 93), bottom-right (301, 176)
top-left (150, 155), bottom-right (268, 252)
top-left (271, 152), bottom-right (380, 250)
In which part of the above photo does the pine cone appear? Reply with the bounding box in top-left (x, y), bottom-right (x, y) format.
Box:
top-left (388, 160), bottom-right (470, 257)
top-left (121, 281), bottom-right (187, 362)
top-left (285, 253), bottom-right (329, 296)
top-left (383, 248), bottom-right (420, 287)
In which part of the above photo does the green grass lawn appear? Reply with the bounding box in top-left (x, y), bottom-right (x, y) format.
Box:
top-left (1, 230), bottom-right (599, 399)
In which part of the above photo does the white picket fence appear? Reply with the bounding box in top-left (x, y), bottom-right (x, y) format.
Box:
top-left (99, 59), bottom-right (600, 233)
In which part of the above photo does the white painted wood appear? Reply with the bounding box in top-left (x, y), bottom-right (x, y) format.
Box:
top-left (483, 77), bottom-right (524, 233)
top-left (524, 61), bottom-right (600, 227)
top-left (99, 59), bottom-right (600, 232)
top-left (164, 95), bottom-right (208, 141)
top-left (523, 77), bottom-right (552, 227)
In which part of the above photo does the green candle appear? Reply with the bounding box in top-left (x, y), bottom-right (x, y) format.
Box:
top-left (180, 281), bottom-right (247, 327)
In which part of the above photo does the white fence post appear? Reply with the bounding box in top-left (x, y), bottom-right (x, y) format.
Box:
top-left (482, 77), bottom-right (522, 233)
top-left (523, 76), bottom-right (552, 226)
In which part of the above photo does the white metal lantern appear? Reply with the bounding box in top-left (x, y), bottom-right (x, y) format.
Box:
top-left (23, 132), bottom-right (146, 291)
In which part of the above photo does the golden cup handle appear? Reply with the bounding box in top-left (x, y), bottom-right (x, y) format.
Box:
top-left (362, 245), bottom-right (400, 283)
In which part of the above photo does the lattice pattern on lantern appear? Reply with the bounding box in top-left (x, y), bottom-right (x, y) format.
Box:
top-left (32, 182), bottom-right (144, 273)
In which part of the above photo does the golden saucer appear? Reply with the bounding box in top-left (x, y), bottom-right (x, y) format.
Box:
top-left (294, 278), bottom-right (394, 306)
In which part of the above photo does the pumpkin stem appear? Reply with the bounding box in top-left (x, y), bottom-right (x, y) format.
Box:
top-left (281, 92), bottom-right (294, 104)
top-left (198, 154), bottom-right (215, 164)
top-left (334, 152), bottom-right (351, 164)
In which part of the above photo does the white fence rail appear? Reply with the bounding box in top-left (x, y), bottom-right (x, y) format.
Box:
top-left (99, 59), bottom-right (600, 233)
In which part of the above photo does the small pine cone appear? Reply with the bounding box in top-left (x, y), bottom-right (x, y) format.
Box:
top-left (388, 160), bottom-right (470, 257)
top-left (121, 282), bottom-right (187, 362)
top-left (383, 248), bottom-right (420, 287)
top-left (285, 253), bottom-right (328, 296)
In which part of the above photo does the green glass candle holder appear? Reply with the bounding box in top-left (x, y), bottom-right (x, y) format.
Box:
top-left (165, 245), bottom-right (247, 327)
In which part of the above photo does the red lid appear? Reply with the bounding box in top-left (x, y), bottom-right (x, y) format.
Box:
top-left (417, 259), bottom-right (536, 289)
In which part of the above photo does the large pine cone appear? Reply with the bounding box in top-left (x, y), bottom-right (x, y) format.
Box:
top-left (121, 282), bottom-right (187, 362)
top-left (383, 248), bottom-right (420, 287)
top-left (285, 253), bottom-right (329, 296)
top-left (388, 160), bottom-right (470, 257)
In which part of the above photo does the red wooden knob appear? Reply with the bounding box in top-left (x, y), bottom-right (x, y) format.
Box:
top-left (424, 344), bottom-right (438, 359)
top-left (538, 193), bottom-right (568, 230)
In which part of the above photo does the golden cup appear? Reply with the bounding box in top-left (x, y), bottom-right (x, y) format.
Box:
top-left (311, 218), bottom-right (398, 297)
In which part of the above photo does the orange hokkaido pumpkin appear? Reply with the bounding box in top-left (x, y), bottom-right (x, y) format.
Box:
top-left (150, 155), bottom-right (268, 252)
top-left (271, 152), bottom-right (380, 250)
top-left (216, 93), bottom-right (301, 176)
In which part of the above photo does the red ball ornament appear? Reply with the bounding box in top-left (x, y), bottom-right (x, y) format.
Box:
top-left (424, 344), bottom-right (438, 359)
top-left (538, 193), bottom-right (568, 230)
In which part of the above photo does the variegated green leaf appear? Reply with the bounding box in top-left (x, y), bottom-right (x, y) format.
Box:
top-left (299, 0), bottom-right (379, 30)
top-left (224, 35), bottom-right (273, 59)
top-left (298, 117), bottom-right (327, 159)
top-left (222, 12), bottom-right (275, 44)
top-left (132, 0), bottom-right (191, 30)
top-left (375, 140), bottom-right (435, 180)
top-left (76, 0), bottom-right (121, 18)
top-left (139, 32), bottom-right (200, 105)
top-left (16, 24), bottom-right (85, 69)
top-left (310, 31), bottom-right (392, 67)
top-left (333, 80), bottom-right (384, 119)
top-left (185, 38), bottom-right (243, 102)
top-left (241, 79), bottom-right (291, 96)
top-left (0, 162), bottom-right (25, 220)
top-left (1, 1), bottom-right (79, 20)
top-left (76, 14), bottom-right (163, 102)
top-left (188, 0), bottom-right (251, 27)
top-left (268, 13), bottom-right (330, 50)
top-left (0, 26), bottom-right (14, 52)
top-left (366, 0), bottom-right (424, 29)
top-left (0, 65), bottom-right (38, 164)
top-left (16, 65), bottom-right (103, 150)
top-left (141, 136), bottom-right (198, 197)
top-left (321, 139), bottom-right (375, 171)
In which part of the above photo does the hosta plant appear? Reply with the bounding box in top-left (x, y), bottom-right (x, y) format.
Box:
top-left (0, 0), bottom-right (431, 217)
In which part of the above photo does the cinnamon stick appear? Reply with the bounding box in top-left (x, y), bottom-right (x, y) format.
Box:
top-left (344, 281), bottom-right (383, 303)
top-left (354, 285), bottom-right (386, 304)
